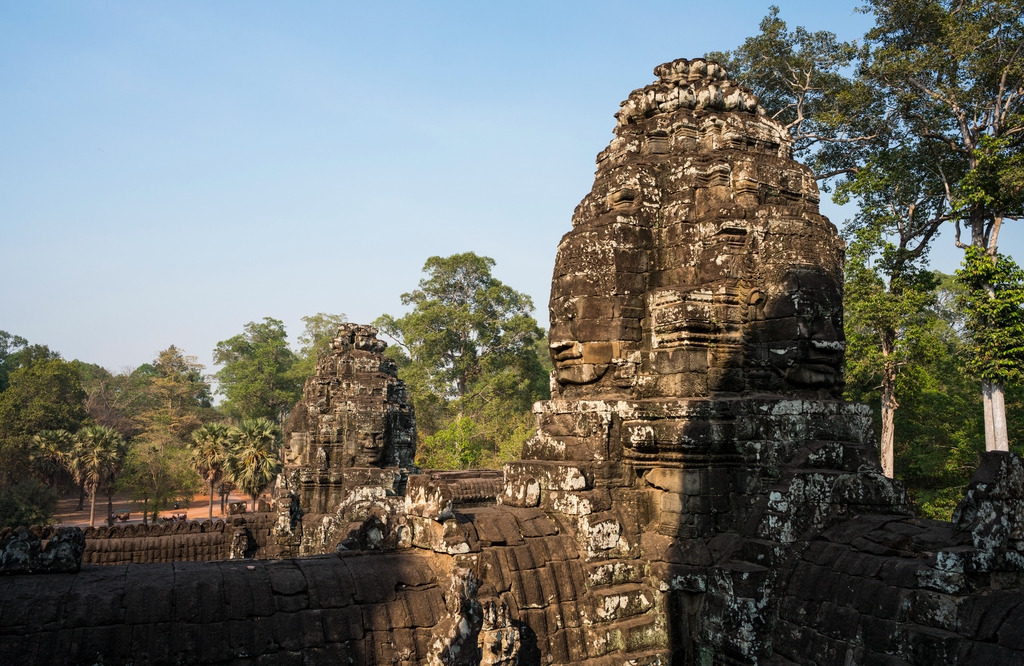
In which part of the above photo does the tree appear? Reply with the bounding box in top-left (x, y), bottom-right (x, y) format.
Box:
top-left (0, 330), bottom-right (28, 393)
top-left (378, 253), bottom-right (544, 400)
top-left (0, 479), bottom-right (58, 529)
top-left (74, 361), bottom-right (152, 440)
top-left (190, 422), bottom-right (231, 521)
top-left (30, 429), bottom-right (75, 489)
top-left (845, 238), bottom-right (940, 477)
top-left (955, 247), bottom-right (1024, 447)
top-left (719, 1), bottom-right (1024, 460)
top-left (69, 425), bottom-right (125, 527)
top-left (225, 418), bottom-right (282, 507)
top-left (376, 253), bottom-right (548, 468)
top-left (119, 439), bottom-right (199, 524)
top-left (706, 6), bottom-right (884, 176)
top-left (835, 138), bottom-right (958, 476)
top-left (859, 0), bottom-right (1024, 450)
top-left (151, 345), bottom-right (213, 410)
top-left (214, 318), bottom-right (301, 422)
top-left (0, 358), bottom-right (88, 486)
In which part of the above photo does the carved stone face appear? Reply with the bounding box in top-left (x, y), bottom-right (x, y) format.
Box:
top-left (353, 430), bottom-right (385, 467)
top-left (546, 60), bottom-right (845, 401)
top-left (748, 269), bottom-right (845, 390)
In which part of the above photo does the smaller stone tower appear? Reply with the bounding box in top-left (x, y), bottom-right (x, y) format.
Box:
top-left (281, 323), bottom-right (415, 517)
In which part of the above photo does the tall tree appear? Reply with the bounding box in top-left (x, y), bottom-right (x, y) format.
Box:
top-left (225, 418), bottom-right (282, 507)
top-left (706, 5), bottom-right (884, 175)
top-left (189, 422), bottom-right (231, 521)
top-left (377, 253), bottom-right (548, 468)
top-left (151, 345), bottom-right (213, 411)
top-left (955, 247), bottom-right (1024, 439)
top-left (0, 358), bottom-right (88, 486)
top-left (860, 0), bottom-right (1024, 450)
top-left (214, 318), bottom-right (301, 422)
top-left (69, 425), bottom-right (125, 527)
top-left (118, 440), bottom-right (199, 525)
top-left (0, 330), bottom-right (28, 393)
top-left (836, 139), bottom-right (956, 476)
top-left (844, 235), bottom-right (940, 477)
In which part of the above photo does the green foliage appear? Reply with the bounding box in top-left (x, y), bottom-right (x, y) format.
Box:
top-left (0, 330), bottom-right (27, 393)
top-left (706, 5), bottom-right (882, 170)
top-left (377, 253), bottom-right (544, 400)
top-left (844, 238), bottom-right (938, 386)
top-left (417, 416), bottom-right (478, 470)
top-left (119, 439), bottom-right (200, 522)
top-left (69, 425), bottom-right (126, 526)
top-left (376, 253), bottom-right (548, 468)
top-left (844, 272), bottom-right (1018, 520)
top-left (151, 345), bottom-right (213, 410)
top-left (860, 0), bottom-right (1024, 243)
top-left (958, 135), bottom-right (1024, 215)
top-left (214, 318), bottom-right (302, 422)
top-left (0, 478), bottom-right (58, 529)
top-left (955, 247), bottom-right (1024, 383)
top-left (722, 1), bottom-right (1024, 514)
top-left (225, 418), bottom-right (282, 504)
top-left (189, 422), bottom-right (231, 520)
top-left (0, 358), bottom-right (88, 486)
top-left (30, 429), bottom-right (76, 490)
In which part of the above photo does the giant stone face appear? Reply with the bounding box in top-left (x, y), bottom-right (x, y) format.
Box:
top-left (548, 58), bottom-right (845, 401)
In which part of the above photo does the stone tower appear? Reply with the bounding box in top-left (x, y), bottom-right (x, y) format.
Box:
top-left (282, 323), bottom-right (415, 516)
top-left (501, 58), bottom-right (908, 662)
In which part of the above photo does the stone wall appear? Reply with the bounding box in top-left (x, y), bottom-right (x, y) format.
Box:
top-left (0, 553), bottom-right (451, 665)
top-left (76, 514), bottom-right (280, 565)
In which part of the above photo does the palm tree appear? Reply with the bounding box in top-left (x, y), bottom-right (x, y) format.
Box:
top-left (190, 422), bottom-right (230, 521)
top-left (101, 438), bottom-right (127, 526)
top-left (30, 429), bottom-right (74, 489)
top-left (224, 418), bottom-right (282, 509)
top-left (69, 425), bottom-right (125, 527)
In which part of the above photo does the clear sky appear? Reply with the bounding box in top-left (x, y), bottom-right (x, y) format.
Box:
top-left (2, 1), bottom-right (1020, 376)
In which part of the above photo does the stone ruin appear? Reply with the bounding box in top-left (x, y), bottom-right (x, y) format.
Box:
top-left (272, 323), bottom-right (417, 556)
top-left (2, 58), bottom-right (1024, 666)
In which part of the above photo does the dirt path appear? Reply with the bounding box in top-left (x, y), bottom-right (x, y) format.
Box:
top-left (53, 490), bottom-right (266, 527)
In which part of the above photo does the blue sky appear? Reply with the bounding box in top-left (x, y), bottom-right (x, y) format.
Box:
top-left (2, 1), bottom-right (1019, 375)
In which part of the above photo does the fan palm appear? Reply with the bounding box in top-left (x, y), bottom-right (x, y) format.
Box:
top-left (69, 425), bottom-right (125, 527)
top-left (225, 418), bottom-right (282, 509)
top-left (30, 429), bottom-right (74, 489)
top-left (190, 422), bottom-right (231, 521)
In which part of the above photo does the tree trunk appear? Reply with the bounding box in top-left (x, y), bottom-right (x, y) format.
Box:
top-left (983, 379), bottom-right (1010, 451)
top-left (880, 362), bottom-right (898, 478)
top-left (209, 479), bottom-right (215, 522)
top-left (88, 488), bottom-right (97, 527)
top-left (142, 499), bottom-right (148, 526)
top-left (106, 489), bottom-right (114, 527)
top-left (77, 484), bottom-right (85, 511)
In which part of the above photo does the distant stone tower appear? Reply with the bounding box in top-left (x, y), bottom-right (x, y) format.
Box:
top-left (281, 323), bottom-right (415, 516)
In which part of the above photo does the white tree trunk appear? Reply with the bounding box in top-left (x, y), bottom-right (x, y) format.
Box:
top-left (983, 379), bottom-right (1010, 451)
top-left (880, 367), bottom-right (897, 478)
